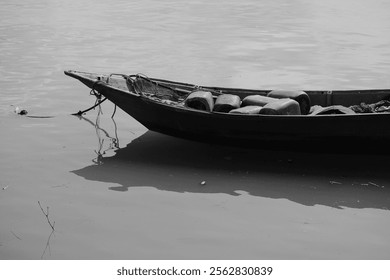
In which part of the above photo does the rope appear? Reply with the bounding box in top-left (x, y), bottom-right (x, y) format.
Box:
top-left (111, 104), bottom-right (117, 118)
top-left (71, 97), bottom-right (107, 116)
top-left (72, 72), bottom-right (191, 117)
top-left (89, 80), bottom-right (103, 99)
top-left (72, 80), bottom-right (107, 116)
top-left (129, 74), bottom-right (191, 101)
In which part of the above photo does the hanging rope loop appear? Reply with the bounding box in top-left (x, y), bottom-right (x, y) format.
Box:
top-left (89, 80), bottom-right (103, 100)
top-left (72, 80), bottom-right (106, 116)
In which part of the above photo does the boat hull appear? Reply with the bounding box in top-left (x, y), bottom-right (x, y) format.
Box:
top-left (65, 70), bottom-right (390, 151)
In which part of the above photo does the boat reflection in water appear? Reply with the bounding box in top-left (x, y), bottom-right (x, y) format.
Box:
top-left (72, 114), bottom-right (390, 211)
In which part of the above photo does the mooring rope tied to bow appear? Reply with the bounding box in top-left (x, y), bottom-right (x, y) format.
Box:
top-left (73, 72), bottom-right (194, 118)
top-left (72, 79), bottom-right (118, 118)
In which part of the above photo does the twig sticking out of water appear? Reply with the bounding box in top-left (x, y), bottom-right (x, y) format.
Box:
top-left (38, 201), bottom-right (55, 231)
top-left (41, 229), bottom-right (55, 259)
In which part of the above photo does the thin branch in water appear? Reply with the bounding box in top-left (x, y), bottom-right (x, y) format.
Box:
top-left (41, 229), bottom-right (55, 259)
top-left (38, 201), bottom-right (55, 231)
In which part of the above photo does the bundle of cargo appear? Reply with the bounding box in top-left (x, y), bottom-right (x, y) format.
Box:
top-left (185, 90), bottom-right (310, 116)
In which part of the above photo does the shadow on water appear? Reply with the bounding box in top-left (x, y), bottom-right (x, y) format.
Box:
top-left (71, 116), bottom-right (390, 211)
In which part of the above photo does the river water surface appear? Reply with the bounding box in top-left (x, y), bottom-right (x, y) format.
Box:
top-left (1, 0), bottom-right (390, 259)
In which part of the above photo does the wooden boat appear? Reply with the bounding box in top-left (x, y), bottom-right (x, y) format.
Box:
top-left (65, 70), bottom-right (390, 151)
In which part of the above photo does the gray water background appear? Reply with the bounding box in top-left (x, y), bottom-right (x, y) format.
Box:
top-left (1, 0), bottom-right (390, 259)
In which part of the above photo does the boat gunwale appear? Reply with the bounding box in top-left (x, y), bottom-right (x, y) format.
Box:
top-left (65, 69), bottom-right (390, 94)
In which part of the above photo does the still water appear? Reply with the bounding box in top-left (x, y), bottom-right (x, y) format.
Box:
top-left (1, 0), bottom-right (390, 259)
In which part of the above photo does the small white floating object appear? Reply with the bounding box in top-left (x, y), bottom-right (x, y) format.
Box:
top-left (368, 182), bottom-right (385, 188)
top-left (200, 181), bottom-right (206, 186)
top-left (329, 181), bottom-right (342, 185)
top-left (2, 185), bottom-right (9, 190)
